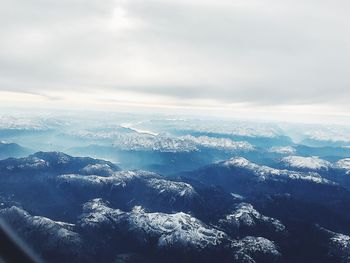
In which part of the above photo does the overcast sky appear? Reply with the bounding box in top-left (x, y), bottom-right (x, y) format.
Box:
top-left (1, 0), bottom-right (350, 122)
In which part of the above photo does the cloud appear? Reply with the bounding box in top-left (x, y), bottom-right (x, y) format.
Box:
top-left (1, 0), bottom-right (350, 113)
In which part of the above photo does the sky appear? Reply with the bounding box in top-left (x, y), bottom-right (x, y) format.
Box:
top-left (1, 0), bottom-right (350, 123)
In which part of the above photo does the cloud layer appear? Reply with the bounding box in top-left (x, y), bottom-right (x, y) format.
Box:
top-left (1, 0), bottom-right (350, 115)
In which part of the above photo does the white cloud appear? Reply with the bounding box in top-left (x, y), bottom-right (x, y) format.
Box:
top-left (1, 0), bottom-right (350, 122)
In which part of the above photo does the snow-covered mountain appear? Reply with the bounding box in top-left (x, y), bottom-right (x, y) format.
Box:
top-left (0, 151), bottom-right (120, 177)
top-left (335, 158), bottom-right (350, 174)
top-left (328, 232), bottom-right (350, 263)
top-left (179, 157), bottom-right (350, 233)
top-left (0, 206), bottom-right (84, 263)
top-left (0, 151), bottom-right (350, 263)
top-left (183, 157), bottom-right (336, 191)
top-left (280, 156), bottom-right (331, 170)
top-left (268, 146), bottom-right (296, 155)
top-left (79, 198), bottom-right (228, 250)
top-left (217, 203), bottom-right (286, 238)
top-left (79, 199), bottom-right (282, 263)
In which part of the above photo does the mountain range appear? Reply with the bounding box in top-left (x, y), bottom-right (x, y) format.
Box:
top-left (0, 151), bottom-right (349, 263)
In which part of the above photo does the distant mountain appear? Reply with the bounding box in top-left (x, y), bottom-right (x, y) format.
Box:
top-left (0, 141), bottom-right (33, 160)
top-left (274, 156), bottom-right (350, 190)
top-left (67, 144), bottom-right (236, 174)
top-left (294, 144), bottom-right (350, 159)
top-left (0, 151), bottom-right (120, 177)
top-left (300, 138), bottom-right (350, 148)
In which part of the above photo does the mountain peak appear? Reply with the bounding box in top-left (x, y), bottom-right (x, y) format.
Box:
top-left (31, 151), bottom-right (72, 163)
top-left (220, 157), bottom-right (255, 168)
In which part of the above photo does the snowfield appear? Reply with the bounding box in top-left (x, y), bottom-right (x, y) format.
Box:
top-left (335, 158), bottom-right (350, 174)
top-left (80, 199), bottom-right (227, 249)
top-left (218, 203), bottom-right (286, 234)
top-left (220, 157), bottom-right (333, 184)
top-left (281, 156), bottom-right (331, 170)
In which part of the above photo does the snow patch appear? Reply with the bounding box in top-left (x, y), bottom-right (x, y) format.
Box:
top-left (269, 146), bottom-right (296, 155)
top-left (281, 156), bottom-right (331, 170)
top-left (220, 157), bottom-right (332, 184)
top-left (80, 199), bottom-right (227, 249)
top-left (335, 158), bottom-right (350, 174)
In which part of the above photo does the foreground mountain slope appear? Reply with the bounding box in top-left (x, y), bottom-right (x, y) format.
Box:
top-left (0, 152), bottom-right (349, 262)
